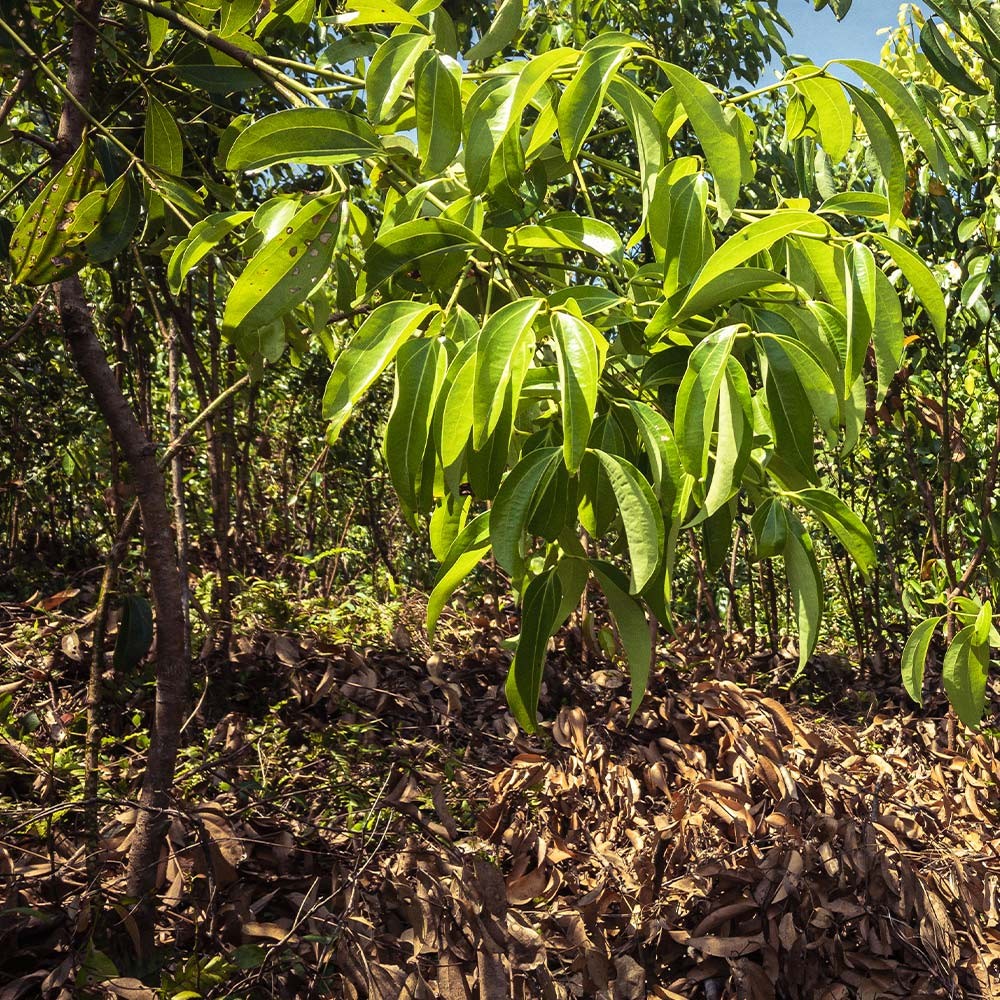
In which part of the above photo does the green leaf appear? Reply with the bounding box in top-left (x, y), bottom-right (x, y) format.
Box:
top-left (674, 268), bottom-right (791, 322)
top-left (472, 297), bottom-right (543, 447)
top-left (868, 234), bottom-right (948, 345)
top-left (592, 450), bottom-right (664, 594)
top-left (168, 211), bottom-right (253, 293)
top-left (838, 59), bottom-right (944, 175)
top-left (426, 511), bottom-right (491, 638)
top-left (844, 242), bottom-right (876, 397)
top-left (335, 0), bottom-right (428, 29)
top-left (920, 21), bottom-right (986, 95)
top-left (365, 218), bottom-right (479, 290)
top-left (9, 142), bottom-right (98, 285)
top-left (80, 172), bottom-right (142, 265)
top-left (465, 0), bottom-right (522, 61)
top-left (627, 400), bottom-right (682, 511)
top-left (414, 51), bottom-right (462, 174)
top-left (507, 212), bottom-right (623, 262)
top-left (818, 191), bottom-right (891, 221)
top-left (147, 10), bottom-right (168, 54)
top-left (113, 595), bottom-right (154, 672)
top-left (846, 86), bottom-right (906, 227)
top-left (674, 327), bottom-right (736, 480)
top-left (559, 35), bottom-right (632, 161)
top-left (506, 569), bottom-right (562, 732)
top-left (901, 616), bottom-right (943, 706)
top-left (145, 94), bottom-right (183, 176)
top-left (792, 487), bottom-right (876, 579)
top-left (790, 69), bottom-right (852, 161)
top-left (222, 196), bottom-right (343, 337)
top-left (607, 77), bottom-right (663, 213)
top-left (751, 498), bottom-right (787, 558)
top-left (367, 32), bottom-right (432, 123)
top-left (783, 511), bottom-right (823, 678)
top-left (973, 600), bottom-right (993, 647)
top-left (871, 266), bottom-right (904, 404)
top-left (651, 170), bottom-right (711, 296)
top-left (435, 333), bottom-right (480, 470)
top-left (490, 447), bottom-right (562, 576)
top-left (701, 361), bottom-right (753, 519)
top-left (429, 493), bottom-right (470, 563)
top-left (942, 625), bottom-right (989, 729)
top-left (658, 62), bottom-right (742, 222)
top-left (383, 337), bottom-right (447, 517)
top-left (225, 108), bottom-right (383, 170)
top-left (684, 210), bottom-right (828, 308)
top-left (591, 561), bottom-right (652, 719)
top-left (552, 311), bottom-right (605, 473)
top-left (323, 301), bottom-right (438, 439)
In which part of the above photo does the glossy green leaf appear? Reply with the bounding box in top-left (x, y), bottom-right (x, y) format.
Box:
top-left (490, 447), bottom-right (562, 576)
top-left (838, 59), bottom-right (944, 175)
top-left (365, 218), bottom-right (479, 290)
top-left (429, 493), bottom-right (471, 563)
top-left (751, 498), bottom-right (787, 558)
top-left (844, 242), bottom-right (876, 396)
top-left (168, 211), bottom-right (254, 293)
top-left (506, 568), bottom-right (562, 732)
top-left (973, 600), bottom-right (993, 647)
top-left (336, 0), bottom-right (427, 29)
top-left (553, 311), bottom-right (605, 473)
top-left (674, 327), bottom-right (736, 480)
top-left (145, 94), bottom-right (183, 176)
top-left (659, 61), bottom-right (742, 221)
top-left (760, 337), bottom-right (818, 487)
top-left (627, 400), bottom-right (681, 511)
top-left (871, 266), bottom-right (904, 404)
top-left (868, 234), bottom-right (948, 345)
top-left (651, 170), bottom-right (711, 295)
top-left (465, 0), bottom-right (522, 61)
top-left (222, 196), bottom-right (343, 336)
top-left (435, 333), bottom-right (480, 470)
top-left (367, 32), bottom-right (432, 123)
top-left (791, 70), bottom-right (852, 161)
top-left (415, 51), bottom-right (462, 174)
top-left (592, 450), bottom-right (664, 593)
top-left (674, 268), bottom-right (791, 322)
top-left (225, 108), bottom-right (383, 170)
top-left (559, 35), bottom-right (633, 161)
top-left (701, 361), bottom-right (753, 519)
top-left (792, 487), bottom-right (876, 579)
top-left (591, 561), bottom-right (652, 719)
top-left (384, 337), bottom-right (447, 517)
top-left (607, 77), bottom-right (663, 212)
top-left (323, 301), bottom-right (438, 439)
top-left (942, 625), bottom-right (990, 729)
top-left (426, 511), bottom-right (491, 638)
top-left (472, 297), bottom-right (543, 447)
top-left (684, 210), bottom-right (828, 308)
top-left (920, 20), bottom-right (986, 95)
top-left (847, 86), bottom-right (906, 227)
top-left (508, 213), bottom-right (623, 262)
top-left (783, 510), bottom-right (823, 678)
top-left (82, 172), bottom-right (142, 265)
top-left (818, 191), bottom-right (891, 220)
top-left (901, 616), bottom-right (943, 706)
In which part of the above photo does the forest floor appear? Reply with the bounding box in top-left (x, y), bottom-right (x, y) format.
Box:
top-left (1, 590), bottom-right (999, 1000)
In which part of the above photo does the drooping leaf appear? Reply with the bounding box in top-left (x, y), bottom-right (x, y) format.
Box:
top-left (323, 301), bottom-right (439, 439)
top-left (791, 69), bottom-right (853, 161)
top-left (168, 211), bottom-right (254, 293)
top-left (426, 511), bottom-right (491, 638)
top-left (868, 233), bottom-right (948, 345)
top-left (490, 447), bottom-right (562, 576)
top-left (783, 510), bottom-right (823, 678)
top-left (751, 498), bottom-right (788, 558)
top-left (414, 51), bottom-right (462, 174)
top-left (552, 310), bottom-right (605, 473)
top-left (592, 450), bottom-right (664, 593)
top-left (792, 487), bottom-right (876, 579)
top-left (919, 20), bottom-right (986, 95)
top-left (847, 85), bottom-right (906, 227)
top-left (871, 266), bottom-right (904, 404)
top-left (383, 337), bottom-right (447, 518)
top-left (505, 568), bottom-right (562, 732)
top-left (225, 108), bottom-right (383, 170)
top-left (900, 616), bottom-right (944, 706)
top-left (844, 241), bottom-right (876, 397)
top-left (465, 0), bottom-right (522, 61)
top-left (113, 595), bottom-right (154, 672)
top-left (700, 361), bottom-right (753, 519)
top-left (472, 297), bottom-right (543, 447)
top-left (591, 560), bottom-right (652, 719)
top-left (942, 625), bottom-right (990, 729)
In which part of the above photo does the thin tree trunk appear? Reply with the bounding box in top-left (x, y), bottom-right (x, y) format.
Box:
top-left (56, 0), bottom-right (188, 963)
top-left (169, 323), bottom-right (192, 661)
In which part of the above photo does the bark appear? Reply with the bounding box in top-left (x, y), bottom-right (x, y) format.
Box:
top-left (56, 0), bottom-right (189, 963)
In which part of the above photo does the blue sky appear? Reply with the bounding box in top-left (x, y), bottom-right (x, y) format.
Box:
top-left (779, 0), bottom-right (905, 66)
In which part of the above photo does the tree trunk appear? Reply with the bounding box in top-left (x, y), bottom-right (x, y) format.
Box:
top-left (56, 0), bottom-right (189, 963)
